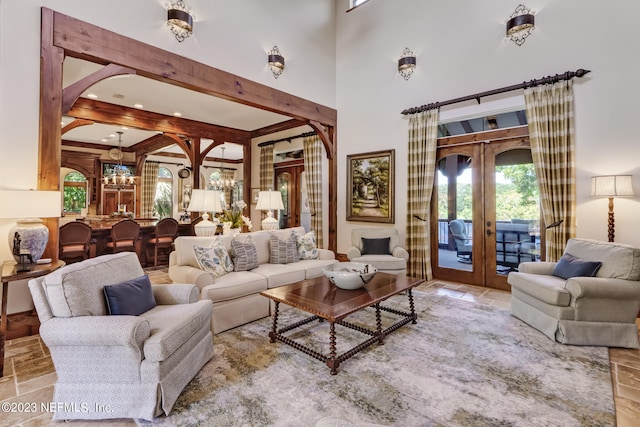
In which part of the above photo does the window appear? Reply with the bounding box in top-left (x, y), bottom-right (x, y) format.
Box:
top-left (154, 167), bottom-right (173, 219)
top-left (63, 171), bottom-right (87, 214)
top-left (438, 109), bottom-right (527, 138)
top-left (352, 0), bottom-right (370, 7)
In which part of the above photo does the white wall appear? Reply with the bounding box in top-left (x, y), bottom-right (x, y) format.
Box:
top-left (0, 0), bottom-right (336, 314)
top-left (335, 0), bottom-right (640, 253)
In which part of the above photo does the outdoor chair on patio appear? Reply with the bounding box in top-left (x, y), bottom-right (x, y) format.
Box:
top-left (449, 219), bottom-right (472, 263)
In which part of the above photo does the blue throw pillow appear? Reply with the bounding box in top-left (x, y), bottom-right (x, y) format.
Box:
top-left (103, 275), bottom-right (156, 315)
top-left (361, 237), bottom-right (391, 255)
top-left (552, 253), bottom-right (602, 280)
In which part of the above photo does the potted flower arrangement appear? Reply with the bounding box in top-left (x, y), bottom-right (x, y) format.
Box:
top-left (219, 200), bottom-right (252, 234)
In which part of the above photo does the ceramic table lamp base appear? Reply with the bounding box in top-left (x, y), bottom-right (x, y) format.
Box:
top-left (9, 219), bottom-right (49, 262)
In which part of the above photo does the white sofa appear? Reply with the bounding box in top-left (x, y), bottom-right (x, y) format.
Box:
top-left (169, 226), bottom-right (338, 333)
top-left (28, 252), bottom-right (213, 421)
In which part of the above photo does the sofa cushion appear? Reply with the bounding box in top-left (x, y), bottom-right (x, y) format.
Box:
top-left (351, 254), bottom-right (406, 271)
top-left (232, 231), bottom-right (271, 265)
top-left (252, 263), bottom-right (306, 288)
top-left (361, 237), bottom-right (391, 255)
top-left (564, 238), bottom-right (640, 280)
top-left (193, 239), bottom-right (234, 278)
top-left (173, 236), bottom-right (217, 268)
top-left (104, 275), bottom-right (156, 315)
top-left (552, 253), bottom-right (602, 280)
top-left (139, 300), bottom-right (212, 362)
top-left (508, 272), bottom-right (571, 306)
top-left (200, 271), bottom-right (267, 302)
top-left (295, 230), bottom-right (319, 260)
top-left (231, 236), bottom-right (259, 271)
top-left (270, 231), bottom-right (298, 264)
top-left (43, 252), bottom-right (144, 317)
top-left (296, 259), bottom-right (339, 279)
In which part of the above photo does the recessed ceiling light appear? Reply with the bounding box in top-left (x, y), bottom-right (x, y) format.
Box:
top-left (173, 112), bottom-right (182, 117)
top-left (121, 126), bottom-right (128, 130)
top-left (60, 121), bottom-right (65, 126)
top-left (101, 138), bottom-right (108, 142)
top-left (109, 134), bottom-right (117, 138)
top-left (87, 93), bottom-right (98, 99)
top-left (134, 103), bottom-right (144, 109)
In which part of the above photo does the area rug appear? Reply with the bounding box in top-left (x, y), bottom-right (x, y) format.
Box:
top-left (140, 291), bottom-right (615, 426)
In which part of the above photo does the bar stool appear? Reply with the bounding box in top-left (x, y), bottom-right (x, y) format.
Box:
top-left (59, 221), bottom-right (92, 264)
top-left (147, 218), bottom-right (179, 266)
top-left (105, 219), bottom-right (140, 255)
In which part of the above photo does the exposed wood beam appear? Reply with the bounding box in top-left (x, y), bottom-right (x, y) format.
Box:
top-left (251, 119), bottom-right (308, 139)
top-left (68, 98), bottom-right (252, 145)
top-left (131, 134), bottom-right (176, 156)
top-left (460, 120), bottom-right (474, 134)
top-left (49, 10), bottom-right (337, 127)
top-left (143, 150), bottom-right (243, 164)
top-left (62, 139), bottom-right (121, 151)
top-left (308, 120), bottom-right (334, 160)
top-left (61, 118), bottom-right (94, 134)
top-left (62, 63), bottom-right (136, 114)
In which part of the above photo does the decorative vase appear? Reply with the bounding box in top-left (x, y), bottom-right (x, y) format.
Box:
top-left (9, 219), bottom-right (49, 262)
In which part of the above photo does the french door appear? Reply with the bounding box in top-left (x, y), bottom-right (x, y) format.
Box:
top-left (431, 134), bottom-right (540, 290)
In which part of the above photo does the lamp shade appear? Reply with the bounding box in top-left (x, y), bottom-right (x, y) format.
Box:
top-left (591, 175), bottom-right (634, 197)
top-left (0, 190), bottom-right (62, 219)
top-left (187, 189), bottom-right (223, 213)
top-left (0, 190), bottom-right (61, 264)
top-left (255, 190), bottom-right (284, 211)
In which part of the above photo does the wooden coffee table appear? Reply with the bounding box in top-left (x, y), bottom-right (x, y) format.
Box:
top-left (260, 272), bottom-right (424, 375)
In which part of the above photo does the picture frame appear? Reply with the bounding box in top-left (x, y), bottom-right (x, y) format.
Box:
top-left (251, 188), bottom-right (260, 205)
top-left (347, 149), bottom-right (395, 223)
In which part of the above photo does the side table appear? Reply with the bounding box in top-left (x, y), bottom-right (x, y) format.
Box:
top-left (1, 259), bottom-right (64, 377)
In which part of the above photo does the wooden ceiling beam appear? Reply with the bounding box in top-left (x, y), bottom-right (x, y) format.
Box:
top-left (61, 118), bottom-right (94, 135)
top-left (49, 10), bottom-right (337, 127)
top-left (62, 63), bottom-right (136, 114)
top-left (68, 98), bottom-right (252, 145)
top-left (251, 119), bottom-right (308, 139)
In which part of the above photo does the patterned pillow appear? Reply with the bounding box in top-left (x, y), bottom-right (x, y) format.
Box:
top-left (269, 231), bottom-right (298, 264)
top-left (295, 230), bottom-right (319, 260)
top-left (231, 235), bottom-right (259, 271)
top-left (193, 238), bottom-right (234, 278)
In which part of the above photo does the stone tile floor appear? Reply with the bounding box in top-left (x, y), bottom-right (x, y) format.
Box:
top-left (1, 276), bottom-right (638, 426)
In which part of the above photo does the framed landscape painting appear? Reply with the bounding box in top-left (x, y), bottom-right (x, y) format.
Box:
top-left (347, 149), bottom-right (395, 223)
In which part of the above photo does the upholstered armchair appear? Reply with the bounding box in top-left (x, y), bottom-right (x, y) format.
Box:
top-left (28, 252), bottom-right (213, 421)
top-left (508, 238), bottom-right (640, 348)
top-left (346, 228), bottom-right (409, 274)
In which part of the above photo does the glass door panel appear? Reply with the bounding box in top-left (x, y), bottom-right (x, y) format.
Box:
top-left (432, 145), bottom-right (483, 286)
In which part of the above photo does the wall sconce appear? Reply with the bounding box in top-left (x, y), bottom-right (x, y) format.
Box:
top-left (167, 1), bottom-right (194, 42)
top-left (267, 46), bottom-right (285, 79)
top-left (506, 4), bottom-right (535, 46)
top-left (398, 48), bottom-right (416, 80)
top-left (591, 175), bottom-right (634, 242)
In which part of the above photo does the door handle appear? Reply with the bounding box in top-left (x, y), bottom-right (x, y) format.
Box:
top-left (486, 229), bottom-right (493, 236)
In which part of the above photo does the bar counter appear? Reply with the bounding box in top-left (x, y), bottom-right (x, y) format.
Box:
top-left (70, 217), bottom-right (193, 266)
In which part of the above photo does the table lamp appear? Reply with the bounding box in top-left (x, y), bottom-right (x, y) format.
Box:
top-left (255, 190), bottom-right (285, 231)
top-left (591, 175), bottom-right (634, 242)
top-left (187, 189), bottom-right (222, 236)
top-left (0, 190), bottom-right (62, 270)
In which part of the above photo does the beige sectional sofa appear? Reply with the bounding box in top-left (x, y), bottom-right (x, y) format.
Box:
top-left (169, 226), bottom-right (338, 333)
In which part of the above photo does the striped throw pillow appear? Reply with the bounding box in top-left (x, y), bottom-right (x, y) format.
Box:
top-left (231, 236), bottom-right (259, 271)
top-left (269, 231), bottom-right (298, 264)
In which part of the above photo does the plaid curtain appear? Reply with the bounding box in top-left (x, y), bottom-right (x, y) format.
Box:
top-left (525, 80), bottom-right (576, 261)
top-left (141, 161), bottom-right (159, 218)
top-left (303, 135), bottom-right (323, 247)
top-left (406, 110), bottom-right (439, 280)
top-left (260, 146), bottom-right (275, 191)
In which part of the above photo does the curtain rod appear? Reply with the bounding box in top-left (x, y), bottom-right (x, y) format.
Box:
top-left (401, 68), bottom-right (591, 116)
top-left (257, 131), bottom-right (316, 147)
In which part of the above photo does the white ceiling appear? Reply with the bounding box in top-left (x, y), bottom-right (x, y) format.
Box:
top-left (61, 57), bottom-right (292, 160)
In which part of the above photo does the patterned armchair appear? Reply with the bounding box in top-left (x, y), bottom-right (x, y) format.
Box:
top-left (28, 252), bottom-right (213, 421)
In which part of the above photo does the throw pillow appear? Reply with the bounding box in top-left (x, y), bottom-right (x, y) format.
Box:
top-left (193, 238), bottom-right (234, 278)
top-left (231, 235), bottom-right (259, 271)
top-left (295, 230), bottom-right (319, 260)
top-left (270, 231), bottom-right (298, 264)
top-left (103, 275), bottom-right (156, 316)
top-left (552, 253), bottom-right (602, 280)
top-left (361, 237), bottom-right (391, 255)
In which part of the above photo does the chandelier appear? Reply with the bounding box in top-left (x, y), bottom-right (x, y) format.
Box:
top-left (209, 146), bottom-right (235, 190)
top-left (103, 131), bottom-right (135, 188)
